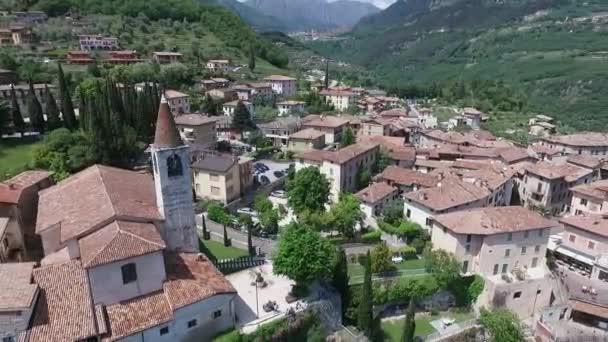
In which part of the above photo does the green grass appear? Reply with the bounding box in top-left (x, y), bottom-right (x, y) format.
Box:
top-left (0, 137), bottom-right (42, 181)
top-left (382, 310), bottom-right (475, 341)
top-left (348, 258), bottom-right (427, 284)
top-left (202, 239), bottom-right (248, 259)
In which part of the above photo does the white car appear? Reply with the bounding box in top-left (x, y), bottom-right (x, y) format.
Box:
top-left (237, 207), bottom-right (258, 217)
top-left (391, 256), bottom-right (404, 264)
top-left (270, 190), bottom-right (287, 198)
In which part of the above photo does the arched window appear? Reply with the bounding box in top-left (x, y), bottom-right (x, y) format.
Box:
top-left (167, 154), bottom-right (183, 178)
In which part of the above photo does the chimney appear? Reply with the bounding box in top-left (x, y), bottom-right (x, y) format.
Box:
top-left (197, 253), bottom-right (205, 261)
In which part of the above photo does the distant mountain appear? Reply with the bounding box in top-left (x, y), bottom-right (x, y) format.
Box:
top-left (311, 0), bottom-right (608, 131)
top-left (205, 0), bottom-right (287, 31)
top-left (244, 0), bottom-right (380, 31)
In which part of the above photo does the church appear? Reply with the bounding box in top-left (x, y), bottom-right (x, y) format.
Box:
top-left (18, 97), bottom-right (236, 341)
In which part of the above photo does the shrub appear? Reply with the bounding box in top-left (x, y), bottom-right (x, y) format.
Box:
top-left (208, 203), bottom-right (229, 223)
top-left (361, 230), bottom-right (382, 244)
top-left (400, 246), bottom-right (417, 260)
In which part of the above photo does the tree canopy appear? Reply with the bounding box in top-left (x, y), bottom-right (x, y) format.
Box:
top-left (479, 308), bottom-right (525, 342)
top-left (232, 101), bottom-right (255, 138)
top-left (341, 127), bottom-right (355, 147)
top-left (287, 166), bottom-right (331, 214)
top-left (424, 249), bottom-right (461, 289)
top-left (328, 194), bottom-right (362, 237)
top-left (273, 222), bottom-right (336, 286)
top-left (32, 128), bottom-right (96, 181)
top-left (27, 81), bottom-right (45, 134)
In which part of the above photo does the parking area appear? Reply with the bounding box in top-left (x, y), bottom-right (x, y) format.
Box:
top-left (253, 159), bottom-right (292, 185)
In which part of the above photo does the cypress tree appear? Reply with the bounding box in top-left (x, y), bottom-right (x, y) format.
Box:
top-left (358, 250), bottom-right (373, 336)
top-left (249, 42), bottom-right (256, 72)
top-left (9, 85), bottom-right (25, 135)
top-left (402, 299), bottom-right (416, 342)
top-left (44, 85), bottom-right (62, 131)
top-left (332, 247), bottom-right (350, 319)
top-left (324, 60), bottom-right (330, 89)
top-left (27, 80), bottom-right (45, 134)
top-left (223, 223), bottom-right (230, 247)
top-left (233, 100), bottom-right (255, 139)
top-left (203, 94), bottom-right (218, 116)
top-left (202, 214), bottom-right (209, 240)
top-left (57, 64), bottom-right (77, 130)
top-left (247, 221), bottom-right (254, 256)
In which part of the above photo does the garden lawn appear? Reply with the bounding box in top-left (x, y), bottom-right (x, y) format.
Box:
top-left (0, 137), bottom-right (42, 181)
top-left (348, 258), bottom-right (426, 279)
top-left (202, 240), bottom-right (248, 259)
top-left (382, 310), bottom-right (475, 341)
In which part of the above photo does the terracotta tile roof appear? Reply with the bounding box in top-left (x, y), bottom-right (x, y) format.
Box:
top-left (530, 144), bottom-right (561, 156)
top-left (0, 262), bottom-right (37, 310)
top-left (320, 88), bottom-right (357, 97)
top-left (258, 116), bottom-right (302, 131)
top-left (163, 252), bottom-right (236, 310)
top-left (289, 128), bottom-right (325, 140)
top-left (415, 159), bottom-right (454, 169)
top-left (422, 129), bottom-right (512, 148)
top-left (378, 166), bottom-right (438, 188)
top-left (571, 299), bottom-right (608, 319)
top-left (560, 214), bottom-right (608, 239)
top-left (164, 90), bottom-right (188, 99)
top-left (460, 168), bottom-right (510, 190)
top-left (191, 154), bottom-right (237, 173)
top-left (405, 178), bottom-right (490, 211)
top-left (37, 165), bottom-right (161, 243)
top-left (40, 246), bottom-right (70, 266)
top-left (434, 206), bottom-right (556, 235)
top-left (174, 114), bottom-right (217, 126)
top-left (570, 179), bottom-right (608, 201)
top-left (541, 133), bottom-right (608, 147)
top-left (0, 170), bottom-right (52, 204)
top-left (102, 291), bottom-right (173, 342)
top-left (567, 155), bottom-right (604, 169)
top-left (378, 109), bottom-right (409, 117)
top-left (79, 221), bottom-right (166, 268)
top-left (296, 142), bottom-right (379, 165)
top-left (264, 75), bottom-right (296, 81)
top-left (525, 161), bottom-right (592, 182)
top-left (154, 97), bottom-right (184, 148)
top-left (24, 260), bottom-right (98, 342)
top-left (496, 147), bottom-right (534, 164)
top-left (302, 115), bottom-right (350, 128)
top-left (355, 182), bottom-right (397, 204)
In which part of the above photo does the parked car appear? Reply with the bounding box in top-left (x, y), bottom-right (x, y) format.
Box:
top-left (273, 170), bottom-right (285, 178)
top-left (259, 175), bottom-right (270, 185)
top-left (270, 190), bottom-right (287, 198)
top-left (237, 207), bottom-right (258, 217)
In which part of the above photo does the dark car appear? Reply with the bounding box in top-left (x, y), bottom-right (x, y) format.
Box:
top-left (273, 170), bottom-right (284, 178)
top-left (259, 175), bottom-right (270, 185)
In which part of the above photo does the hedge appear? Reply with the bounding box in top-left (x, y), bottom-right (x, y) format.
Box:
top-left (361, 230), bottom-right (382, 243)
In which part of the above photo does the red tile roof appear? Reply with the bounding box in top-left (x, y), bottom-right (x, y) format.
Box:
top-left (0, 170), bottom-right (52, 204)
top-left (302, 115), bottom-right (350, 129)
top-left (541, 133), bottom-right (608, 147)
top-left (560, 214), bottom-right (608, 239)
top-left (570, 179), bottom-right (608, 201)
top-left (79, 221), bottom-right (166, 268)
top-left (355, 182), bottom-right (397, 204)
top-left (0, 262), bottom-right (37, 310)
top-left (405, 178), bottom-right (490, 211)
top-left (525, 161), bottom-right (592, 182)
top-left (378, 166), bottom-right (438, 188)
top-left (36, 165), bottom-right (161, 244)
top-left (296, 142), bottom-right (379, 165)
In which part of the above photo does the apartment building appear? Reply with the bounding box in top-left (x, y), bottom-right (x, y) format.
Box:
top-left (320, 87), bottom-right (358, 112)
top-left (557, 214), bottom-right (608, 279)
top-left (174, 114), bottom-right (217, 148)
top-left (247, 82), bottom-right (274, 101)
top-left (535, 132), bottom-right (608, 156)
top-left (277, 100), bottom-right (305, 116)
top-left (0, 26), bottom-right (31, 46)
top-left (295, 142), bottom-right (380, 202)
top-left (196, 78), bottom-right (231, 91)
top-left (431, 206), bottom-right (555, 318)
top-left (264, 75), bottom-right (297, 97)
top-left (358, 136), bottom-right (416, 168)
top-left (301, 115), bottom-right (350, 144)
top-left (360, 118), bottom-right (390, 137)
top-left (288, 128), bottom-right (326, 152)
top-left (222, 100), bottom-right (254, 117)
top-left (79, 35), bottom-right (119, 50)
top-left (258, 116), bottom-right (302, 147)
top-left (206, 88), bottom-right (237, 101)
top-left (165, 90), bottom-right (190, 115)
top-left (206, 59), bottom-right (230, 73)
top-left (0, 263), bottom-right (38, 342)
top-left (153, 52), bottom-right (183, 64)
top-left (404, 178), bottom-right (492, 230)
top-left (520, 161), bottom-right (594, 216)
top-left (569, 179), bottom-right (608, 216)
top-left (355, 182), bottom-right (399, 218)
top-left (192, 154), bottom-right (242, 204)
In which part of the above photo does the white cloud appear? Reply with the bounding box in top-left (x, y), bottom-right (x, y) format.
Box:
top-left (329, 0), bottom-right (398, 9)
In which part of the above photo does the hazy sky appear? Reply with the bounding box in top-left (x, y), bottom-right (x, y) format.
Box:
top-left (329, 0), bottom-right (397, 9)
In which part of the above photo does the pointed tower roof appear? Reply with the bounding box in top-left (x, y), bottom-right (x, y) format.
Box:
top-left (153, 95), bottom-right (183, 149)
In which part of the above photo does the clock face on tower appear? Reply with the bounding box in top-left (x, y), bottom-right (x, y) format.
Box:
top-left (166, 154), bottom-right (183, 178)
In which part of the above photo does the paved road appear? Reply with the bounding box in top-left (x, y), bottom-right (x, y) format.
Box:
top-left (198, 216), bottom-right (276, 257)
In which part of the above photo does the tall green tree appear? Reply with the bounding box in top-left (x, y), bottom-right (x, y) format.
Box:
top-left (44, 85), bottom-right (62, 131)
top-left (402, 299), bottom-right (416, 342)
top-left (0, 101), bottom-right (11, 133)
top-left (9, 85), bottom-right (24, 135)
top-left (324, 60), bottom-right (330, 89)
top-left (203, 94), bottom-right (219, 116)
top-left (424, 249), bottom-right (461, 289)
top-left (479, 308), bottom-right (524, 342)
top-left (357, 250), bottom-right (373, 336)
top-left (341, 127), bottom-right (355, 147)
top-left (332, 247), bottom-right (350, 319)
top-left (287, 166), bottom-right (331, 215)
top-left (371, 242), bottom-right (394, 273)
top-left (27, 80), bottom-right (45, 134)
top-left (201, 214), bottom-right (210, 240)
top-left (273, 222), bottom-right (336, 287)
top-left (249, 42), bottom-right (256, 72)
top-left (57, 64), bottom-right (77, 130)
top-left (254, 195), bottom-right (279, 234)
top-left (328, 194), bottom-right (362, 237)
top-left (232, 100), bottom-right (255, 139)
top-left (356, 166), bottom-right (371, 190)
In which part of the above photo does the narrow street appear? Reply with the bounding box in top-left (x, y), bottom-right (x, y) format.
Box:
top-left (197, 216), bottom-right (276, 257)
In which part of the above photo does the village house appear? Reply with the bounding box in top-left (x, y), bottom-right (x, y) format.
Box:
top-left (264, 75), bottom-right (297, 97)
top-left (529, 115), bottom-right (556, 137)
top-left (418, 129), bottom-right (513, 149)
top-left (404, 178), bottom-right (494, 230)
top-left (79, 34), bottom-right (119, 50)
top-left (258, 116), bottom-right (302, 147)
top-left (288, 128), bottom-right (326, 152)
top-left (295, 142), bottom-right (380, 202)
top-left (570, 179), bottom-right (608, 217)
top-left (11, 11), bottom-right (47, 23)
top-left (66, 50), bottom-right (95, 65)
top-left (153, 52), bottom-right (183, 64)
top-left (232, 85), bottom-right (254, 101)
top-left (320, 87), bottom-right (358, 112)
top-left (375, 166), bottom-right (438, 196)
top-left (0, 84), bottom-right (55, 116)
top-left (246, 82), bottom-right (274, 101)
top-left (357, 96), bottom-right (384, 113)
top-left (0, 170), bottom-right (53, 262)
top-left (520, 161), bottom-right (595, 216)
top-left (174, 114), bottom-right (217, 148)
top-left (192, 154), bottom-right (243, 204)
top-left (206, 59), bottom-right (230, 73)
top-left (0, 262), bottom-right (38, 342)
top-left (104, 50), bottom-right (140, 64)
top-left (557, 214), bottom-right (608, 279)
top-left (355, 182), bottom-right (399, 218)
top-left (301, 115), bottom-right (350, 144)
top-left (358, 135), bottom-right (416, 168)
top-left (535, 133), bottom-right (608, 156)
top-left (277, 100), bottom-right (305, 116)
top-left (431, 206), bottom-right (555, 319)
top-left (0, 25), bottom-right (31, 46)
top-left (206, 88), bottom-right (237, 101)
top-left (20, 100), bottom-right (236, 342)
top-left (196, 78), bottom-right (231, 91)
top-left (222, 100), bottom-right (254, 117)
top-left (165, 90), bottom-right (190, 115)
top-left (360, 118), bottom-right (390, 137)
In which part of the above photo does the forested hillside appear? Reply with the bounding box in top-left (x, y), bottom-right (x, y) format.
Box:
top-left (312, 0), bottom-right (608, 131)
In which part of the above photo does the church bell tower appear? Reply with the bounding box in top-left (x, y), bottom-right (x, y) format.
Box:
top-left (151, 95), bottom-right (198, 252)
